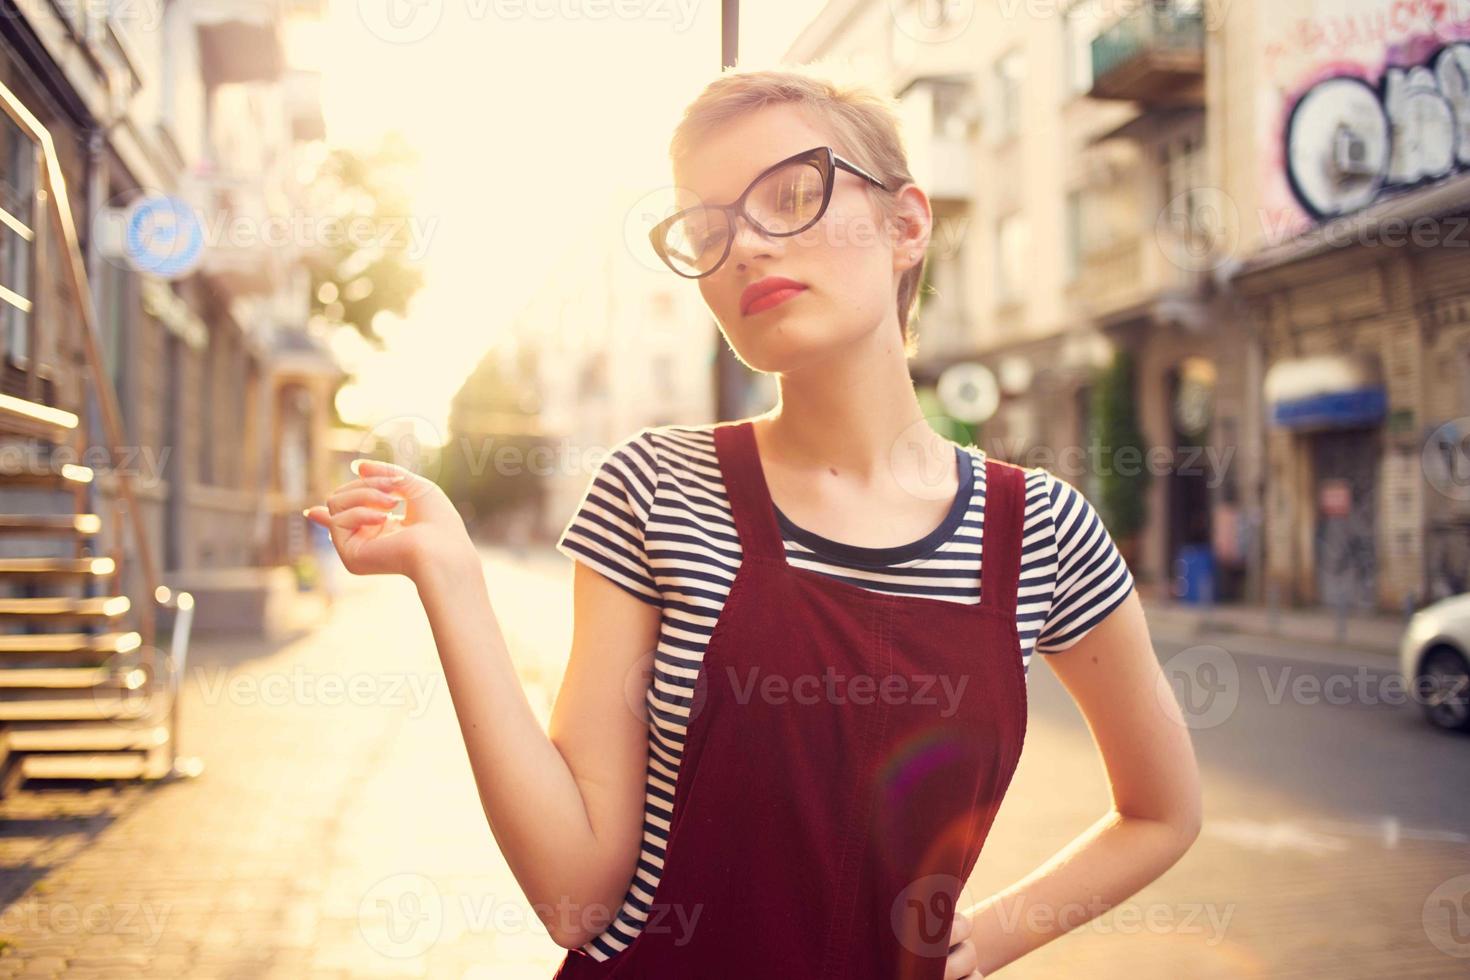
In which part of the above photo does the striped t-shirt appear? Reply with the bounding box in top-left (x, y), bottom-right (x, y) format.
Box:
top-left (554, 422), bottom-right (1135, 960)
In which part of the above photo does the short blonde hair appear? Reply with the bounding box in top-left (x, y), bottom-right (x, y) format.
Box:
top-left (668, 65), bottom-right (925, 353)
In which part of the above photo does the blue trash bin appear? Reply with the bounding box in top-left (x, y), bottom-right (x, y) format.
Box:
top-left (1172, 545), bottom-right (1216, 604)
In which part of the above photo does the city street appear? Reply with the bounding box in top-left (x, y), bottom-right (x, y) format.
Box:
top-left (0, 544), bottom-right (1465, 978)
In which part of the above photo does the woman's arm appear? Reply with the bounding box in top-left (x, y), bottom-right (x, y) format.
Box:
top-left (308, 459), bottom-right (659, 950)
top-left (415, 553), bottom-right (660, 949)
top-left (959, 589), bottom-right (1202, 974)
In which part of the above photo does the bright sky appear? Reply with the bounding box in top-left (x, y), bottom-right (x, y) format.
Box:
top-left (293, 0), bottom-right (825, 439)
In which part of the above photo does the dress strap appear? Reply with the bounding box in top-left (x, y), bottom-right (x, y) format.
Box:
top-left (980, 456), bottom-right (1026, 613)
top-left (713, 420), bottom-right (786, 562)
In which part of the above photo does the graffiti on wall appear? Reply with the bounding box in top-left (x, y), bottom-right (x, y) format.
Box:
top-left (1260, 0), bottom-right (1470, 237)
top-left (1285, 42), bottom-right (1470, 219)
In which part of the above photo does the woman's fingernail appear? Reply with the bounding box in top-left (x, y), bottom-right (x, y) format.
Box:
top-left (302, 508), bottom-right (313, 519)
top-left (350, 459), bottom-right (365, 477)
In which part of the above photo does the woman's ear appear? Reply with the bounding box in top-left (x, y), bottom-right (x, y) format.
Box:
top-left (888, 183), bottom-right (932, 267)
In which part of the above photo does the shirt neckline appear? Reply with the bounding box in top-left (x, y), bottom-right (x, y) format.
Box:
top-left (770, 444), bottom-right (977, 567)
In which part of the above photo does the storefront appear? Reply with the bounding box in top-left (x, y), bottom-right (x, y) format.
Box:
top-left (1233, 174), bottom-right (1470, 611)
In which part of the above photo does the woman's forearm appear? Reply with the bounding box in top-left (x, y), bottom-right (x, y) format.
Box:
top-left (965, 809), bottom-right (1201, 973)
top-left (412, 551), bottom-right (614, 943)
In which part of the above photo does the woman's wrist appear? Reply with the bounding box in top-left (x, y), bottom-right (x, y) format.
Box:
top-left (409, 535), bottom-right (483, 592)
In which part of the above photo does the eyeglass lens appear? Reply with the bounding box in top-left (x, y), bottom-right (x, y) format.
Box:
top-left (661, 158), bottom-right (828, 276)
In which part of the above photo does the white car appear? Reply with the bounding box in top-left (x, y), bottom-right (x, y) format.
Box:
top-left (1400, 593), bottom-right (1470, 732)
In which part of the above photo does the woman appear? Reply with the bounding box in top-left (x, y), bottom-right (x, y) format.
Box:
top-left (304, 68), bottom-right (1201, 979)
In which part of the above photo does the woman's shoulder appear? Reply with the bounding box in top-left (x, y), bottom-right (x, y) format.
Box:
top-left (613, 423), bottom-right (727, 485)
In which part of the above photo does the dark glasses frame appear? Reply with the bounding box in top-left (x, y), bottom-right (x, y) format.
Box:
top-left (649, 145), bottom-right (893, 279)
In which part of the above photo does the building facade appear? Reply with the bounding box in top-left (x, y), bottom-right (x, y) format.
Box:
top-left (1, 0), bottom-right (342, 636)
top-left (1225, 0), bottom-right (1470, 611)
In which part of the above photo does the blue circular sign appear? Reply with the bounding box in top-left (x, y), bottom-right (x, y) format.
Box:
top-left (125, 194), bottom-right (204, 279)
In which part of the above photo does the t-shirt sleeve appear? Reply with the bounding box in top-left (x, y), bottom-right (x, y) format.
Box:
top-left (554, 427), bottom-right (662, 609)
top-left (1034, 469), bottom-right (1135, 654)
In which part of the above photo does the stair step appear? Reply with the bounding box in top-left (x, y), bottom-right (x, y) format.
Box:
top-left (0, 595), bottom-right (130, 619)
top-left (0, 556), bottom-right (115, 577)
top-left (0, 665), bottom-right (146, 689)
top-left (0, 514), bottom-right (102, 535)
top-left (0, 455), bottom-right (93, 487)
top-left (19, 752), bottom-right (169, 781)
top-left (0, 392), bottom-right (77, 443)
top-left (0, 631), bottom-right (140, 655)
top-left (0, 696), bottom-right (150, 721)
top-left (4, 721), bottom-right (168, 752)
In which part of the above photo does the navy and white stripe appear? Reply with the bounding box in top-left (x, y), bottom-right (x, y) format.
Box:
top-left (554, 423), bottom-right (1133, 960)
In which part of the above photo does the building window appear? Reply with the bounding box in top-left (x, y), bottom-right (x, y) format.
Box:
top-left (1063, 0), bottom-right (1107, 97)
top-left (1065, 190), bottom-right (1083, 282)
top-left (1159, 132), bottom-right (1208, 245)
top-left (1, 114), bottom-right (36, 363)
top-left (996, 212), bottom-right (1027, 307)
top-left (993, 49), bottom-right (1025, 143)
top-left (932, 76), bottom-right (978, 139)
top-left (198, 337), bottom-right (214, 484)
top-left (1066, 177), bottom-right (1131, 280)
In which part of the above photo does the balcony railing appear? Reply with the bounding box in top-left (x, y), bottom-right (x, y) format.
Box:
top-left (1090, 4), bottom-right (1204, 107)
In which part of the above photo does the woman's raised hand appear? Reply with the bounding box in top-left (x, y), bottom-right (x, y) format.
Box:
top-left (303, 458), bottom-right (473, 582)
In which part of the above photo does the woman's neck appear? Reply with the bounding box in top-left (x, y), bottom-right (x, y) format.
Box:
top-left (755, 317), bottom-right (953, 488)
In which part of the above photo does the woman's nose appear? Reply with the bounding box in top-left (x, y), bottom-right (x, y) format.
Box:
top-left (727, 211), bottom-right (780, 268)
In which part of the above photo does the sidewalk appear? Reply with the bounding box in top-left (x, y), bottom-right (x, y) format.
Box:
top-left (1138, 587), bottom-right (1407, 660)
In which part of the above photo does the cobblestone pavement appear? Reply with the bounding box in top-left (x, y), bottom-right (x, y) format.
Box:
top-left (0, 544), bottom-right (1464, 978)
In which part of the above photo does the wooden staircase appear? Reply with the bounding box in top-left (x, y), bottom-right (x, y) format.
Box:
top-left (0, 393), bottom-right (197, 792)
top-left (0, 79), bottom-right (198, 793)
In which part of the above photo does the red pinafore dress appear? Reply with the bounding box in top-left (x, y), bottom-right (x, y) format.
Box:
top-left (553, 419), bottom-right (1028, 980)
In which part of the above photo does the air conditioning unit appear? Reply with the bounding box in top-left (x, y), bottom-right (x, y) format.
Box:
top-left (1332, 123), bottom-right (1375, 177)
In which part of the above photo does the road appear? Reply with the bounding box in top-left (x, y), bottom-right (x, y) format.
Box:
top-left (0, 544), bottom-right (1463, 978)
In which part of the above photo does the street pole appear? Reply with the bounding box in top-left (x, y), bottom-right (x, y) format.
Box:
top-left (714, 0), bottom-right (742, 421)
top-left (722, 0), bottom-right (738, 68)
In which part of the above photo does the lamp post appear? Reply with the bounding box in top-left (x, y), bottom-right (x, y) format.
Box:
top-left (714, 0), bottom-right (745, 421)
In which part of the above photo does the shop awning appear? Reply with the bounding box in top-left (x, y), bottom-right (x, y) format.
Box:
top-left (1264, 352), bottom-right (1386, 429)
top-left (1234, 171), bottom-right (1470, 279)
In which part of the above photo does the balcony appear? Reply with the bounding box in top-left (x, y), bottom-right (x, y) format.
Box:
top-left (1069, 230), bottom-right (1212, 332)
top-left (1089, 4), bottom-right (1204, 107)
top-left (897, 76), bottom-right (976, 204)
top-left (194, 0), bottom-right (285, 86)
top-left (192, 174), bottom-right (282, 296)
